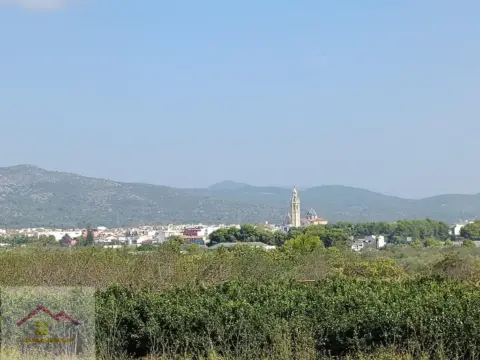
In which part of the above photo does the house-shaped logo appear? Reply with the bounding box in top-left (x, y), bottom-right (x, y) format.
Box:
top-left (17, 305), bottom-right (81, 343)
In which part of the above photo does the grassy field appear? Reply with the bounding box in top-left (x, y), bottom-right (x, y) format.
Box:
top-left (1, 245), bottom-right (480, 359)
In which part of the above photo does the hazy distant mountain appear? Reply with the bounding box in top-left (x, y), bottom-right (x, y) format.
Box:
top-left (208, 180), bottom-right (249, 191)
top-left (0, 166), bottom-right (277, 228)
top-left (0, 165), bottom-right (478, 228)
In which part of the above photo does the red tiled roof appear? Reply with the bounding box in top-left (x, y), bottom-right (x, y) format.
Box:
top-left (302, 217), bottom-right (327, 222)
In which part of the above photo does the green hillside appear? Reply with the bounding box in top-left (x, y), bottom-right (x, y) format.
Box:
top-left (0, 165), bottom-right (478, 227)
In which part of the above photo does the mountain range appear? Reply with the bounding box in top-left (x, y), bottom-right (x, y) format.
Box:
top-left (0, 165), bottom-right (478, 228)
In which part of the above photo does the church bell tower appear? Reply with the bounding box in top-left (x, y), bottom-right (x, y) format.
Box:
top-left (290, 187), bottom-right (301, 227)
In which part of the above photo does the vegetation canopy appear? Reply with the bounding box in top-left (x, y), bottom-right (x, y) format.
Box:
top-left (1, 241), bottom-right (480, 359)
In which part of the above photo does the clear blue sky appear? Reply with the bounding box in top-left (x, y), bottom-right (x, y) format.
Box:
top-left (1, 0), bottom-right (479, 198)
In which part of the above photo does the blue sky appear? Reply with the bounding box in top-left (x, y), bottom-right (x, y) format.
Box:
top-left (1, 0), bottom-right (479, 198)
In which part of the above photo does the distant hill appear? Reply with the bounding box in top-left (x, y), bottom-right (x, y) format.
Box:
top-left (0, 165), bottom-right (479, 228)
top-left (0, 165), bottom-right (278, 228)
top-left (208, 180), bottom-right (249, 191)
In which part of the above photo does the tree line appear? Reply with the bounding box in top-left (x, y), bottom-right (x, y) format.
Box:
top-left (208, 219), bottom-right (454, 249)
top-left (0, 234), bottom-right (57, 247)
top-left (327, 218), bottom-right (451, 242)
top-left (0, 227), bottom-right (96, 248)
top-left (209, 224), bottom-right (350, 250)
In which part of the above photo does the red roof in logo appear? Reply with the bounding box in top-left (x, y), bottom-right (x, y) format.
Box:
top-left (17, 305), bottom-right (81, 327)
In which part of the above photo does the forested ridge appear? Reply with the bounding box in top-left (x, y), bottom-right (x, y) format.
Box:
top-left (1, 165), bottom-right (480, 227)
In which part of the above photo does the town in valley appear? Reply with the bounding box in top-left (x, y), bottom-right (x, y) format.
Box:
top-left (1, 187), bottom-right (477, 251)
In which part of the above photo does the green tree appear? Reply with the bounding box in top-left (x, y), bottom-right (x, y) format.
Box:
top-left (284, 233), bottom-right (323, 252)
top-left (295, 225), bottom-right (349, 248)
top-left (35, 234), bottom-right (57, 247)
top-left (162, 236), bottom-right (184, 253)
top-left (61, 233), bottom-right (72, 242)
top-left (186, 243), bottom-right (205, 255)
top-left (76, 236), bottom-right (87, 247)
top-left (424, 237), bottom-right (442, 247)
top-left (410, 239), bottom-right (422, 248)
top-left (208, 227), bottom-right (239, 246)
top-left (4, 235), bottom-right (31, 247)
top-left (303, 224), bottom-right (326, 238)
top-left (237, 224), bottom-right (258, 242)
top-left (461, 221), bottom-right (480, 240)
top-left (208, 225), bottom-right (279, 246)
top-left (86, 227), bottom-right (95, 246)
top-left (286, 227), bottom-right (303, 240)
top-left (322, 229), bottom-right (350, 248)
top-left (271, 231), bottom-right (288, 246)
top-left (138, 244), bottom-right (155, 252)
top-left (167, 235), bottom-right (185, 246)
top-left (463, 239), bottom-right (476, 248)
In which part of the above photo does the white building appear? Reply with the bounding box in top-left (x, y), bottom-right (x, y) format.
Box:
top-left (155, 228), bottom-right (183, 243)
top-left (363, 235), bottom-right (386, 249)
top-left (39, 230), bottom-right (83, 241)
top-left (351, 235), bottom-right (386, 251)
top-left (206, 225), bottom-right (222, 235)
top-left (351, 240), bottom-right (364, 252)
top-left (136, 235), bottom-right (154, 244)
top-left (451, 221), bottom-right (474, 236)
top-left (376, 235), bottom-right (386, 249)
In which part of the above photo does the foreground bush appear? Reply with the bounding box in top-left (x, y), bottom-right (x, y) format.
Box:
top-left (2, 246), bottom-right (480, 288)
top-left (3, 247), bottom-right (480, 358)
top-left (93, 278), bottom-right (480, 359)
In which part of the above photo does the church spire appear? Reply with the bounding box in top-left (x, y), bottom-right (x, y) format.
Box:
top-left (290, 186), bottom-right (301, 227)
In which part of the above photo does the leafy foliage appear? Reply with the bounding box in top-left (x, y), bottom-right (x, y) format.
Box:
top-left (284, 233), bottom-right (323, 252)
top-left (208, 224), bottom-right (351, 249)
top-left (463, 239), bottom-right (476, 248)
top-left (208, 225), bottom-right (287, 246)
top-left (1, 245), bottom-right (480, 358)
top-left (328, 219), bottom-right (451, 241)
top-left (461, 221), bottom-right (480, 239)
top-left (0, 234), bottom-right (56, 247)
top-left (208, 221), bottom-right (450, 249)
top-left (85, 227), bottom-right (95, 246)
top-left (92, 278), bottom-right (480, 359)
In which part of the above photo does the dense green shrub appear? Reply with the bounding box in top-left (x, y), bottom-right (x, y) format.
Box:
top-left (92, 278), bottom-right (480, 359)
top-left (2, 246), bottom-right (480, 358)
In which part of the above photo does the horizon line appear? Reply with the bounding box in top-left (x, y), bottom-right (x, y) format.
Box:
top-left (1, 164), bottom-right (479, 200)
